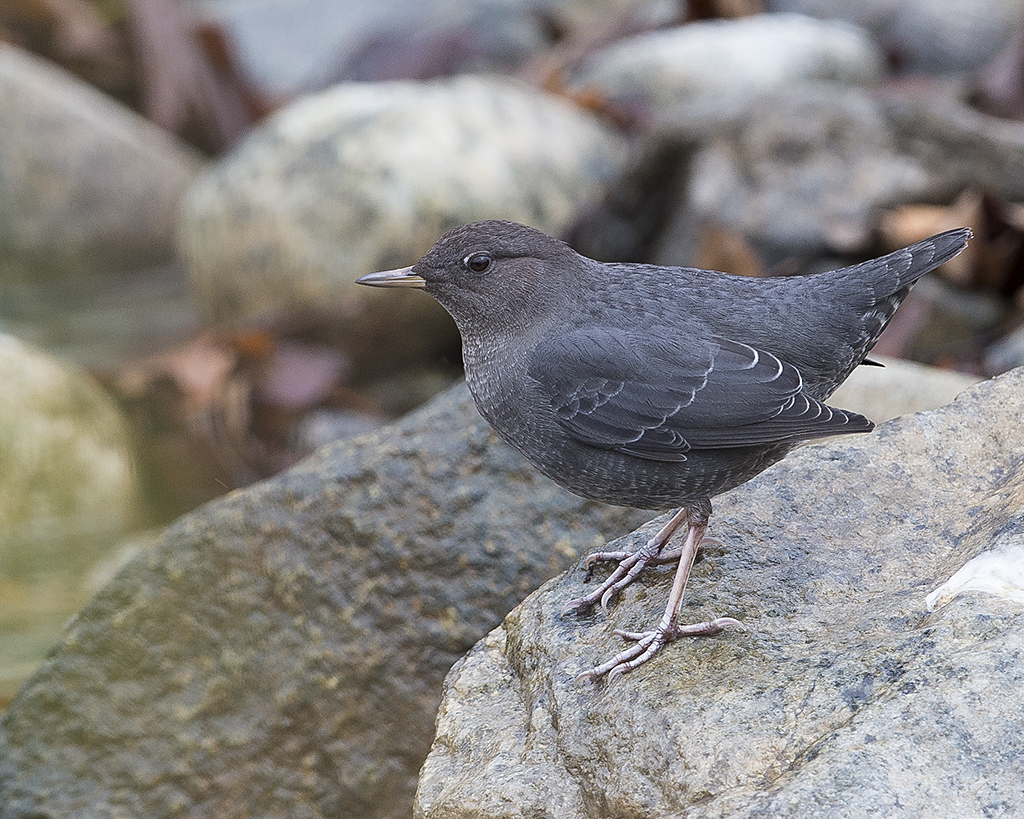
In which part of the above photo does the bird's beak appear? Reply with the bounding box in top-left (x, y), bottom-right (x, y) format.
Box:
top-left (355, 266), bottom-right (427, 289)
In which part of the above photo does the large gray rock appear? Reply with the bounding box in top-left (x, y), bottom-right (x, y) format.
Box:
top-left (668, 85), bottom-right (1024, 257)
top-left (0, 333), bottom-right (139, 543)
top-left (569, 13), bottom-right (883, 111)
top-left (686, 86), bottom-right (919, 254)
top-left (178, 74), bottom-right (627, 352)
top-left (0, 382), bottom-right (645, 819)
top-left (415, 368), bottom-right (1024, 819)
top-left (770, 0), bottom-right (1022, 75)
top-left (0, 333), bottom-right (142, 702)
top-left (828, 355), bottom-right (979, 423)
top-left (0, 44), bottom-right (204, 282)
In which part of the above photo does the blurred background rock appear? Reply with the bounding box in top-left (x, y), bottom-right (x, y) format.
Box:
top-left (1, 0), bottom-right (1023, 708)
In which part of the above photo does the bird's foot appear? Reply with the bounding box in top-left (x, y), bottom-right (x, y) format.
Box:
top-left (575, 617), bottom-right (742, 683)
top-left (581, 536), bottom-right (724, 580)
top-left (561, 534), bottom-right (723, 616)
top-left (560, 538), bottom-right (666, 616)
top-left (561, 509), bottom-right (694, 616)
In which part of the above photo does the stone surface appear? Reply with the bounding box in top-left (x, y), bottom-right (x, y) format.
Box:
top-left (770, 0), bottom-right (1023, 75)
top-left (415, 368), bottom-right (1024, 819)
top-left (0, 333), bottom-right (139, 543)
top-left (178, 74), bottom-right (627, 376)
top-left (0, 333), bottom-right (142, 703)
top-left (0, 382), bottom-right (646, 819)
top-left (828, 355), bottom-right (979, 423)
top-left (0, 43), bottom-right (204, 282)
top-left (660, 85), bottom-right (1024, 257)
top-left (193, 0), bottom-right (551, 95)
top-left (684, 86), bottom-right (926, 256)
top-left (569, 13), bottom-right (882, 112)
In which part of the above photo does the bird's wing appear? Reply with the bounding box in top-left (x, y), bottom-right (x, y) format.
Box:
top-left (528, 327), bottom-right (872, 462)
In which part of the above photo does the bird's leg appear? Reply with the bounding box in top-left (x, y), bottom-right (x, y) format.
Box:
top-left (561, 506), bottom-right (721, 615)
top-left (576, 504), bottom-right (741, 683)
top-left (582, 535), bottom-right (725, 580)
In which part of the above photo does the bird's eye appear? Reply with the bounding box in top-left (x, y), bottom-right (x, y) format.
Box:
top-left (466, 253), bottom-right (491, 273)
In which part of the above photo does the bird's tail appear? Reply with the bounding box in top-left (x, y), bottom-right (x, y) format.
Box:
top-left (835, 227), bottom-right (972, 298)
top-left (834, 227), bottom-right (972, 354)
top-left (797, 227), bottom-right (972, 398)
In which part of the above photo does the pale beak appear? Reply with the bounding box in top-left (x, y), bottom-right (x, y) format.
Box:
top-left (355, 266), bottom-right (427, 289)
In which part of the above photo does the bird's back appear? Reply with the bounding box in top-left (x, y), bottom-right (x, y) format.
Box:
top-left (589, 228), bottom-right (971, 401)
top-left (372, 220), bottom-right (971, 510)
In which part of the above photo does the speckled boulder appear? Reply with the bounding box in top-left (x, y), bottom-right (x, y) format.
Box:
top-left (0, 44), bottom-right (204, 282)
top-left (0, 382), bottom-right (645, 819)
top-left (178, 74), bottom-right (627, 350)
top-left (0, 333), bottom-right (139, 542)
top-left (654, 85), bottom-right (1024, 257)
top-left (415, 368), bottom-right (1024, 819)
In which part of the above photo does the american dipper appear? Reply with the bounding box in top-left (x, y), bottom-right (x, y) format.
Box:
top-left (357, 220), bottom-right (971, 681)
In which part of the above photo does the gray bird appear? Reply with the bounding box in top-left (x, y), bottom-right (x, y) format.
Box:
top-left (357, 220), bottom-right (971, 681)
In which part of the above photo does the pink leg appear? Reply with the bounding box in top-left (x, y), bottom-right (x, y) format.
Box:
top-left (575, 506), bottom-right (741, 683)
top-left (560, 508), bottom-right (692, 615)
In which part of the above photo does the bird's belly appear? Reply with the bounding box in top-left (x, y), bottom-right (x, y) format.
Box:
top-left (485, 401), bottom-right (791, 509)
top-left (465, 358), bottom-right (792, 510)
top-left (527, 437), bottom-right (793, 509)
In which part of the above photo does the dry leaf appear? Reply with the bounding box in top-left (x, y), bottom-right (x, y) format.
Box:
top-left (881, 189), bottom-right (1024, 299)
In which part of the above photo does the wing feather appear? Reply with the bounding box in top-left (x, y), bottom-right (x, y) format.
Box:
top-left (529, 328), bottom-right (873, 462)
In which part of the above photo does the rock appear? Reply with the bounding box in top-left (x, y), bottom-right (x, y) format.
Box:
top-left (770, 0), bottom-right (1023, 75)
top-left (0, 333), bottom-right (141, 702)
top-left (0, 44), bottom-right (204, 282)
top-left (685, 85), bottom-right (928, 256)
top-left (193, 0), bottom-right (552, 96)
top-left (985, 322), bottom-right (1024, 375)
top-left (415, 368), bottom-right (1024, 819)
top-left (0, 333), bottom-right (139, 543)
top-left (539, 0), bottom-right (676, 34)
top-left (829, 355), bottom-right (980, 423)
top-left (178, 74), bottom-right (626, 375)
top-left (0, 382), bottom-right (646, 819)
top-left (650, 85), bottom-right (1024, 258)
top-left (569, 13), bottom-right (883, 112)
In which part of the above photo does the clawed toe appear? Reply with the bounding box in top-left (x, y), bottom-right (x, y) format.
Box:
top-left (612, 616), bottom-right (743, 642)
top-left (576, 616), bottom-right (742, 682)
top-left (569, 506), bottom-right (746, 681)
top-left (583, 550), bottom-right (631, 571)
top-left (561, 551), bottom-right (643, 615)
top-left (565, 507), bottom-right (742, 680)
top-left (584, 550), bottom-right (640, 582)
top-left (568, 513), bottom-right (698, 614)
top-left (559, 596), bottom-right (589, 617)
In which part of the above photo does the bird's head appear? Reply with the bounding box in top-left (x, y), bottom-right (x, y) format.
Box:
top-left (356, 220), bottom-right (586, 339)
